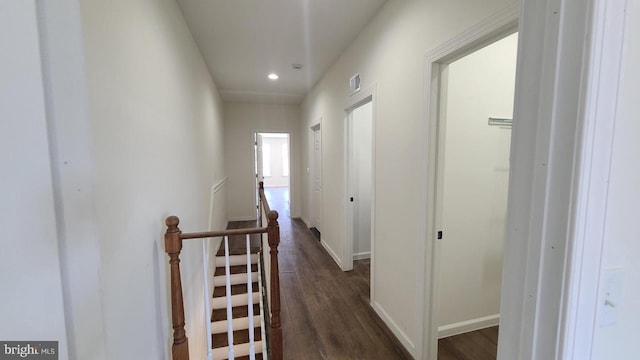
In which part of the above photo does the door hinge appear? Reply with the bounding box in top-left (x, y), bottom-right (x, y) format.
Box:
top-left (437, 231), bottom-right (443, 240)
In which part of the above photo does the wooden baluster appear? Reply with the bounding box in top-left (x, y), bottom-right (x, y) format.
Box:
top-left (267, 210), bottom-right (282, 360)
top-left (165, 216), bottom-right (190, 360)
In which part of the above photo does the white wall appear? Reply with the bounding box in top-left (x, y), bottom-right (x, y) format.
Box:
top-left (300, 0), bottom-right (517, 355)
top-left (0, 2), bottom-right (70, 357)
top-left (437, 33), bottom-right (517, 332)
top-left (351, 102), bottom-right (373, 257)
top-left (261, 135), bottom-right (290, 188)
top-left (224, 103), bottom-right (301, 220)
top-left (36, 0), bottom-right (108, 357)
top-left (591, 1), bottom-right (640, 358)
top-left (80, 0), bottom-right (226, 358)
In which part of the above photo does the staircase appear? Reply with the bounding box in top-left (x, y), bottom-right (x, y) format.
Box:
top-left (164, 181), bottom-right (282, 360)
top-left (210, 248), bottom-right (266, 360)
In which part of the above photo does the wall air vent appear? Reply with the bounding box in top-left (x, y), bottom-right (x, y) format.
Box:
top-left (349, 73), bottom-right (361, 95)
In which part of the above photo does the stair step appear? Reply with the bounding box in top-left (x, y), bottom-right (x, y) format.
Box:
top-left (212, 327), bottom-right (262, 348)
top-left (212, 340), bottom-right (263, 360)
top-left (216, 254), bottom-right (259, 267)
top-left (213, 272), bottom-right (258, 287)
top-left (211, 303), bottom-right (260, 322)
top-left (213, 282), bottom-right (259, 298)
top-left (215, 264), bottom-right (258, 277)
top-left (212, 292), bottom-right (260, 309)
top-left (211, 316), bottom-right (261, 334)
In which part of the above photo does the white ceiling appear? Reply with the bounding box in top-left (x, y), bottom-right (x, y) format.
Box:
top-left (177, 0), bottom-right (387, 104)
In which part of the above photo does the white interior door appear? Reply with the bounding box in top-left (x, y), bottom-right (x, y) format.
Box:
top-left (312, 127), bottom-right (322, 231)
top-left (255, 133), bottom-right (264, 218)
top-left (256, 133), bottom-right (264, 183)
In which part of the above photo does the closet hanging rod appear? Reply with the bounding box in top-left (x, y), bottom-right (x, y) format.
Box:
top-left (488, 117), bottom-right (513, 127)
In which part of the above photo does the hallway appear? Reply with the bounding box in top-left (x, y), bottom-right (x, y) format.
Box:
top-left (260, 188), bottom-right (411, 359)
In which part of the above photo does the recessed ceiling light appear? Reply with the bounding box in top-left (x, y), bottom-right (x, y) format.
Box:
top-left (268, 73), bottom-right (279, 80)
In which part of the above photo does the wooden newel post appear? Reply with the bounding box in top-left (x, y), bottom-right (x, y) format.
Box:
top-left (165, 216), bottom-right (190, 360)
top-left (267, 210), bottom-right (283, 360)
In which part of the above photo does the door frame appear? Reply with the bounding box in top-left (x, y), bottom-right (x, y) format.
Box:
top-left (418, 5), bottom-right (519, 360)
top-left (252, 131), bottom-right (292, 217)
top-left (343, 85), bottom-right (377, 298)
top-left (309, 121), bottom-right (322, 230)
top-left (417, 0), bottom-right (623, 358)
top-left (428, 27), bottom-right (518, 354)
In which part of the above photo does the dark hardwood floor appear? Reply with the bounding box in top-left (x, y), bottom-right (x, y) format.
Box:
top-left (438, 327), bottom-right (498, 360)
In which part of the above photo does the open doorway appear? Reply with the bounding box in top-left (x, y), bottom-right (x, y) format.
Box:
top-left (347, 101), bottom-right (374, 264)
top-left (431, 32), bottom-right (518, 359)
top-left (309, 123), bottom-right (322, 241)
top-left (342, 89), bottom-right (376, 307)
top-left (254, 132), bottom-right (291, 219)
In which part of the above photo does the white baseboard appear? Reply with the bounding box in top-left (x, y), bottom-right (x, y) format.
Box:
top-left (227, 216), bottom-right (257, 222)
top-left (372, 300), bottom-right (416, 357)
top-left (438, 314), bottom-right (500, 339)
top-left (320, 239), bottom-right (342, 268)
top-left (300, 216), bottom-right (311, 228)
top-left (353, 251), bottom-right (371, 260)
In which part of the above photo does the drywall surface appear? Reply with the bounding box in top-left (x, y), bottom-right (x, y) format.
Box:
top-left (80, 0), bottom-right (226, 358)
top-left (592, 1), bottom-right (640, 358)
top-left (224, 103), bottom-right (301, 220)
top-left (300, 0), bottom-right (517, 355)
top-left (0, 1), bottom-right (69, 357)
top-left (438, 33), bottom-right (517, 331)
top-left (351, 102), bottom-right (373, 257)
top-left (261, 135), bottom-right (290, 188)
top-left (35, 0), bottom-right (108, 357)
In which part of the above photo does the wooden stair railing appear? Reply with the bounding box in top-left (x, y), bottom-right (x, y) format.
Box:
top-left (164, 181), bottom-right (281, 360)
top-left (259, 183), bottom-right (282, 360)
